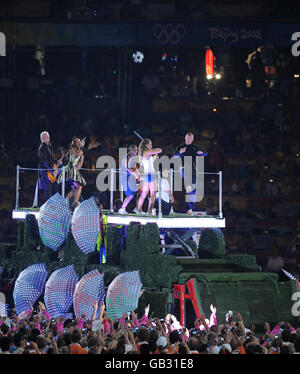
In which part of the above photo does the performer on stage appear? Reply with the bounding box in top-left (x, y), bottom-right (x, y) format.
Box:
top-left (154, 169), bottom-right (174, 215)
top-left (118, 144), bottom-right (140, 214)
top-left (174, 132), bottom-right (207, 215)
top-left (137, 139), bottom-right (162, 215)
top-left (58, 137), bottom-right (86, 210)
top-left (38, 131), bottom-right (62, 204)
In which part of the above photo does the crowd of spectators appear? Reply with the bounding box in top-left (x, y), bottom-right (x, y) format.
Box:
top-left (1, 301), bottom-right (300, 355)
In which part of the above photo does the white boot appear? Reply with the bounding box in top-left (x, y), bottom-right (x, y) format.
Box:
top-left (118, 208), bottom-right (127, 214)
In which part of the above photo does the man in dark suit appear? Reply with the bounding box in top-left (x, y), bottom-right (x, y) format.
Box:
top-left (38, 131), bottom-right (61, 204)
top-left (174, 132), bottom-right (207, 214)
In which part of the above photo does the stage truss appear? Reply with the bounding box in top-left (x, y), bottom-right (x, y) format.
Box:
top-left (12, 209), bottom-right (225, 229)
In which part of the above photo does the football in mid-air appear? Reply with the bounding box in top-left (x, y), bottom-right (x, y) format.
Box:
top-left (132, 51), bottom-right (144, 63)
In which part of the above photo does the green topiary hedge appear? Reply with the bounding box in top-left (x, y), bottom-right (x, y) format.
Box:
top-left (105, 225), bottom-right (121, 266)
top-left (85, 264), bottom-right (122, 285)
top-left (58, 232), bottom-right (89, 278)
top-left (2, 243), bottom-right (54, 280)
top-left (16, 221), bottom-right (24, 249)
top-left (120, 222), bottom-right (182, 290)
top-left (198, 228), bottom-right (226, 258)
top-left (137, 290), bottom-right (171, 319)
top-left (0, 243), bottom-right (16, 259)
top-left (227, 254), bottom-right (261, 272)
top-left (23, 214), bottom-right (40, 250)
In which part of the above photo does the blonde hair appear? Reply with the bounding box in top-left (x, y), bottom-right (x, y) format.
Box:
top-left (138, 138), bottom-right (151, 158)
top-left (185, 132), bottom-right (194, 137)
top-left (69, 138), bottom-right (81, 153)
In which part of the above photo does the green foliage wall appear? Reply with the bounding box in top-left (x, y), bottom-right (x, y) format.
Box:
top-left (120, 222), bottom-right (182, 290)
top-left (137, 290), bottom-right (170, 319)
top-left (59, 232), bottom-right (89, 278)
top-left (192, 278), bottom-right (295, 328)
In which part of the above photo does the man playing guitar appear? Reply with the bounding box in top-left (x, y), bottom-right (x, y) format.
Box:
top-left (38, 131), bottom-right (62, 204)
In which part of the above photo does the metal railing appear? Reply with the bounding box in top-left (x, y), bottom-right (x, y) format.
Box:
top-left (15, 165), bottom-right (223, 219)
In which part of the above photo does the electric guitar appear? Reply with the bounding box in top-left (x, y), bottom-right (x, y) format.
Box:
top-left (132, 163), bottom-right (141, 184)
top-left (47, 151), bottom-right (65, 183)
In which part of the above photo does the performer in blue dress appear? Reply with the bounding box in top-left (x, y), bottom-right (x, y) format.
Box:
top-left (118, 144), bottom-right (140, 214)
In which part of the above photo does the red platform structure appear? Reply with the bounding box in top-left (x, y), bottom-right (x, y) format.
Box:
top-left (173, 278), bottom-right (203, 327)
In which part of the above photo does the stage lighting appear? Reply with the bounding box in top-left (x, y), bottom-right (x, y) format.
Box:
top-left (215, 73), bottom-right (221, 80)
top-left (294, 74), bottom-right (300, 78)
top-left (132, 51), bottom-right (144, 63)
top-left (161, 53), bottom-right (167, 61)
top-left (207, 74), bottom-right (213, 80)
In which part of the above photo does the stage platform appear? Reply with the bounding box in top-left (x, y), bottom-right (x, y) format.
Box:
top-left (12, 208), bottom-right (225, 229)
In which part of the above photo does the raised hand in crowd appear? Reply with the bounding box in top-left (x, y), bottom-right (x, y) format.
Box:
top-left (144, 304), bottom-right (150, 317)
top-left (38, 301), bottom-right (46, 311)
top-left (210, 304), bottom-right (217, 314)
top-left (131, 310), bottom-right (138, 321)
top-left (264, 321), bottom-right (270, 332)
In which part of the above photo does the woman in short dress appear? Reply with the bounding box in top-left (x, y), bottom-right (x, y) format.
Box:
top-left (137, 138), bottom-right (162, 215)
top-left (58, 137), bottom-right (86, 210)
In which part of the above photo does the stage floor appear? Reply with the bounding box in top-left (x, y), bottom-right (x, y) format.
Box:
top-left (12, 208), bottom-right (225, 228)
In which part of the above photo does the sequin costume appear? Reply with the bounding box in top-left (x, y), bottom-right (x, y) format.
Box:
top-left (57, 152), bottom-right (86, 187)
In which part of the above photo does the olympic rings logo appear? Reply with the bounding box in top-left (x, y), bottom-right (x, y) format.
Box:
top-left (153, 24), bottom-right (186, 45)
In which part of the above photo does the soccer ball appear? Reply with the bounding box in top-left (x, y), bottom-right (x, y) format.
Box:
top-left (132, 51), bottom-right (144, 63)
